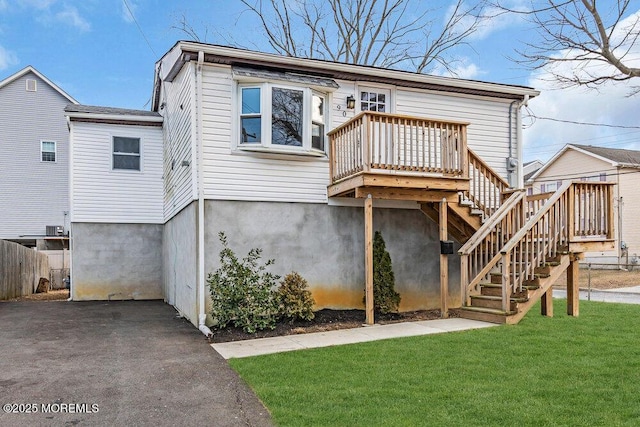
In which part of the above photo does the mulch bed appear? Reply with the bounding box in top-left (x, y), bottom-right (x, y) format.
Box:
top-left (210, 308), bottom-right (457, 343)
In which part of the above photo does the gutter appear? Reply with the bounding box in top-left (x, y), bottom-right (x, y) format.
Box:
top-left (195, 51), bottom-right (212, 338)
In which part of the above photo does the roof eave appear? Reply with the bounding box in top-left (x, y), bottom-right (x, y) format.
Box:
top-left (164, 41), bottom-right (539, 100)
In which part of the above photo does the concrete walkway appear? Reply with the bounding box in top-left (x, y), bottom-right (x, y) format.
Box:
top-left (211, 318), bottom-right (497, 359)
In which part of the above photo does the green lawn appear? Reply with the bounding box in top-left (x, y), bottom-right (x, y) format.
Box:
top-left (229, 300), bottom-right (640, 427)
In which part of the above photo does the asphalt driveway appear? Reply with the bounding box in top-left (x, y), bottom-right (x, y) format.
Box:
top-left (0, 300), bottom-right (272, 426)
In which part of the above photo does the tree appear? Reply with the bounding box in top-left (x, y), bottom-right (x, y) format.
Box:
top-left (367, 231), bottom-right (400, 314)
top-left (492, 0), bottom-right (640, 94)
top-left (177, 0), bottom-right (485, 76)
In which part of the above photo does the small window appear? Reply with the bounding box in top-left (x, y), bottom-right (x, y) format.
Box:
top-left (600, 173), bottom-right (607, 181)
top-left (241, 87), bottom-right (262, 144)
top-left (360, 89), bottom-right (389, 112)
top-left (527, 187), bottom-right (533, 196)
top-left (26, 79), bottom-right (37, 92)
top-left (113, 136), bottom-right (140, 170)
top-left (540, 183), bottom-right (546, 193)
top-left (311, 93), bottom-right (325, 151)
top-left (41, 141), bottom-right (56, 162)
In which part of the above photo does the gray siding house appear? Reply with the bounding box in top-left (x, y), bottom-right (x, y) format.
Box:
top-left (0, 66), bottom-right (78, 248)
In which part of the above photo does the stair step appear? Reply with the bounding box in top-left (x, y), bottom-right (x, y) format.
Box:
top-left (458, 306), bottom-right (516, 324)
top-left (470, 295), bottom-right (526, 310)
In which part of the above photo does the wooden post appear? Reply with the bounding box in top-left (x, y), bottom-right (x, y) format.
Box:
top-left (439, 198), bottom-right (449, 318)
top-left (365, 194), bottom-right (374, 325)
top-left (541, 287), bottom-right (553, 317)
top-left (567, 257), bottom-right (580, 316)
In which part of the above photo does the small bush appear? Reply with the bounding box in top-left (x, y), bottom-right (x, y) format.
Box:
top-left (364, 231), bottom-right (401, 314)
top-left (277, 272), bottom-right (315, 322)
top-left (207, 232), bottom-right (279, 333)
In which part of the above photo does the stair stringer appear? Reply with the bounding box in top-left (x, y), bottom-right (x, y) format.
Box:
top-left (503, 254), bottom-right (570, 324)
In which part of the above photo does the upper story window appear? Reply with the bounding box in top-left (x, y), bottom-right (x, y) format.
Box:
top-left (239, 83), bottom-right (326, 153)
top-left (113, 136), bottom-right (140, 171)
top-left (359, 87), bottom-right (390, 112)
top-left (41, 141), bottom-right (56, 162)
top-left (26, 79), bottom-right (37, 92)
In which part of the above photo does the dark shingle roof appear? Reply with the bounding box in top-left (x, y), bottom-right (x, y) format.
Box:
top-left (572, 144), bottom-right (640, 166)
top-left (65, 104), bottom-right (161, 118)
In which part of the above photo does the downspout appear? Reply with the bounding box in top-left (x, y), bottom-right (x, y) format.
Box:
top-left (508, 95), bottom-right (529, 189)
top-left (195, 51), bottom-right (212, 338)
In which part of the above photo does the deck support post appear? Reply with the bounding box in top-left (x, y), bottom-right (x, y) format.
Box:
top-left (541, 287), bottom-right (553, 317)
top-left (567, 257), bottom-right (580, 317)
top-left (365, 194), bottom-right (374, 325)
top-left (439, 198), bottom-right (449, 319)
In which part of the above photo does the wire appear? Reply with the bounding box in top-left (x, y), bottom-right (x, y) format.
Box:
top-left (122, 0), bottom-right (156, 56)
top-left (525, 113), bottom-right (640, 129)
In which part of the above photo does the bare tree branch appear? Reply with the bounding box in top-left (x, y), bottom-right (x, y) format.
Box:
top-left (491, 0), bottom-right (640, 94)
top-left (211, 0), bottom-right (485, 75)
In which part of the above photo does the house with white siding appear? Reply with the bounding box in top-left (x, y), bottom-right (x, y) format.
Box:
top-left (529, 144), bottom-right (640, 266)
top-left (0, 66), bottom-right (77, 248)
top-left (68, 42), bottom-right (615, 329)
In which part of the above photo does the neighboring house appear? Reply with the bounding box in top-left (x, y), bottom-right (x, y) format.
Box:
top-left (529, 143), bottom-right (640, 265)
top-left (0, 66), bottom-right (78, 249)
top-left (68, 42), bottom-right (612, 329)
top-left (523, 159), bottom-right (544, 195)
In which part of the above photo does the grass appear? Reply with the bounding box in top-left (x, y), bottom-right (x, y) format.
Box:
top-left (229, 300), bottom-right (640, 426)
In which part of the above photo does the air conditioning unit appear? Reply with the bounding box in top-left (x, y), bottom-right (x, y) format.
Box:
top-left (46, 225), bottom-right (64, 236)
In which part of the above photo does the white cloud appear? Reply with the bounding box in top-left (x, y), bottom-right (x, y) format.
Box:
top-left (121, 0), bottom-right (136, 23)
top-left (54, 5), bottom-right (90, 32)
top-left (0, 44), bottom-right (18, 70)
top-left (523, 10), bottom-right (640, 162)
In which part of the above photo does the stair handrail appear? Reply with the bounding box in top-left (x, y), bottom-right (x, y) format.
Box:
top-left (459, 190), bottom-right (527, 305)
top-left (459, 190), bottom-right (526, 255)
top-left (466, 148), bottom-right (510, 217)
top-left (496, 180), bottom-right (614, 311)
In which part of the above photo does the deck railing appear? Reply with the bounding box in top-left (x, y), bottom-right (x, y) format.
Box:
top-left (466, 149), bottom-right (510, 217)
top-left (328, 111), bottom-right (469, 183)
top-left (460, 181), bottom-right (614, 311)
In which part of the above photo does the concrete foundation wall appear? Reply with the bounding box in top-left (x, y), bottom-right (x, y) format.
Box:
top-left (163, 202), bottom-right (198, 324)
top-left (204, 200), bottom-right (460, 312)
top-left (71, 223), bottom-right (163, 300)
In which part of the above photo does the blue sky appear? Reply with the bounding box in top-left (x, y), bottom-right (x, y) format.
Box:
top-left (1, 0), bottom-right (639, 162)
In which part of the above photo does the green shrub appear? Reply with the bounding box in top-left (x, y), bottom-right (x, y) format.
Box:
top-left (207, 232), bottom-right (279, 333)
top-left (277, 272), bottom-right (315, 322)
top-left (364, 231), bottom-right (401, 314)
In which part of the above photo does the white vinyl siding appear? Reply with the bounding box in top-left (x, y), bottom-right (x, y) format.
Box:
top-left (396, 89), bottom-right (514, 180)
top-left (198, 65), bottom-right (522, 203)
top-left (70, 122), bottom-right (163, 223)
top-left (200, 65), bottom-right (331, 203)
top-left (0, 71), bottom-right (71, 239)
top-left (161, 65), bottom-right (196, 221)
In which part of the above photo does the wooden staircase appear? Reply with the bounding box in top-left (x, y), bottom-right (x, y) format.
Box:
top-left (325, 111), bottom-right (615, 325)
top-left (455, 181), bottom-right (615, 324)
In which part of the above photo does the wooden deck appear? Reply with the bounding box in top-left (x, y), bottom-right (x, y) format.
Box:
top-left (327, 112), bottom-right (471, 200)
top-left (327, 112), bottom-right (616, 326)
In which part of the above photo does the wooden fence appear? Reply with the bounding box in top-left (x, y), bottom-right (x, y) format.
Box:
top-left (0, 239), bottom-right (50, 300)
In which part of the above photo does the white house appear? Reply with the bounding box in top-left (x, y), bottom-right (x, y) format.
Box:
top-left (67, 42), bottom-right (549, 329)
top-left (529, 143), bottom-right (640, 266)
top-left (0, 66), bottom-right (77, 248)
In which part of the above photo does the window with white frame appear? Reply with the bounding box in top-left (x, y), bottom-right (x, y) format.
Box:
top-left (239, 83), bottom-right (327, 152)
top-left (113, 136), bottom-right (140, 170)
top-left (359, 88), bottom-right (390, 112)
top-left (41, 141), bottom-right (56, 162)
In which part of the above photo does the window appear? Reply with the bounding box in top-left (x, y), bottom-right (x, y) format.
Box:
top-left (600, 173), bottom-right (607, 181)
top-left (26, 79), bottom-right (37, 92)
top-left (238, 83), bottom-right (326, 152)
top-left (113, 136), bottom-right (140, 170)
top-left (359, 88), bottom-right (390, 112)
top-left (41, 141), bottom-right (56, 162)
